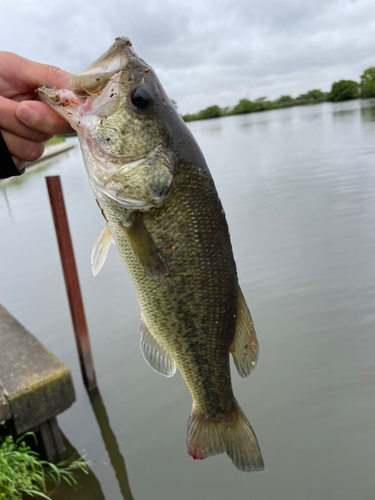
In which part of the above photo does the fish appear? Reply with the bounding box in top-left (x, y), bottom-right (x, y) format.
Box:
top-left (37, 37), bottom-right (264, 472)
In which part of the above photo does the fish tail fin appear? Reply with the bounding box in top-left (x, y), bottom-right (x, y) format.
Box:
top-left (187, 401), bottom-right (264, 472)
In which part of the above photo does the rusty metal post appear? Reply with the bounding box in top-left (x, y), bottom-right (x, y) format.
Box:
top-left (46, 175), bottom-right (97, 391)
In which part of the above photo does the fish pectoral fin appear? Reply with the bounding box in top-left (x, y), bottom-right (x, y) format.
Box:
top-left (91, 225), bottom-right (115, 276)
top-left (229, 286), bottom-right (259, 377)
top-left (140, 314), bottom-right (177, 377)
top-left (122, 213), bottom-right (168, 279)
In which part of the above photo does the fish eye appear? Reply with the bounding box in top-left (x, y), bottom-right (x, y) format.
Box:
top-left (130, 87), bottom-right (152, 110)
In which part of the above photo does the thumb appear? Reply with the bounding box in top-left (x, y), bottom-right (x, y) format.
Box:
top-left (16, 100), bottom-right (74, 135)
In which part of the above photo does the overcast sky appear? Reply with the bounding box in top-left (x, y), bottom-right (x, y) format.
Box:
top-left (1, 0), bottom-right (375, 114)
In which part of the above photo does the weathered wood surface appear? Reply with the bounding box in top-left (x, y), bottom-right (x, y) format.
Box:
top-left (0, 304), bottom-right (75, 434)
top-left (0, 384), bottom-right (11, 424)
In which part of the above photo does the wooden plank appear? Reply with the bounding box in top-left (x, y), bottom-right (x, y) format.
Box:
top-left (39, 417), bottom-right (65, 462)
top-left (0, 384), bottom-right (11, 424)
top-left (0, 304), bottom-right (75, 434)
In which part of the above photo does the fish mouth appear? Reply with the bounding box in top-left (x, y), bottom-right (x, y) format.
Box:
top-left (69, 37), bottom-right (135, 97)
top-left (37, 37), bottom-right (166, 210)
top-left (37, 37), bottom-right (135, 107)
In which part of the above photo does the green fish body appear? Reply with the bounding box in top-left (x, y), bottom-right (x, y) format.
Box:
top-left (38, 37), bottom-right (264, 472)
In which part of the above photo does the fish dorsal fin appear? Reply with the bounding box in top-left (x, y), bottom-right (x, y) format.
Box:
top-left (140, 314), bottom-right (177, 377)
top-left (91, 225), bottom-right (115, 276)
top-left (229, 287), bottom-right (259, 378)
top-left (122, 213), bottom-right (168, 279)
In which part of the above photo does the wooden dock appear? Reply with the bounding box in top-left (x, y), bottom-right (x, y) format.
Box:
top-left (0, 304), bottom-right (75, 461)
top-left (27, 141), bottom-right (75, 167)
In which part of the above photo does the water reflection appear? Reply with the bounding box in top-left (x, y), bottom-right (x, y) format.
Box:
top-left (236, 116), bottom-right (270, 133)
top-left (275, 114), bottom-right (293, 126)
top-left (51, 434), bottom-right (106, 500)
top-left (360, 103), bottom-right (375, 122)
top-left (2, 100), bottom-right (375, 499)
top-left (302, 109), bottom-right (325, 121)
top-left (236, 119), bottom-right (254, 132)
top-left (0, 187), bottom-right (13, 222)
top-left (201, 120), bottom-right (223, 136)
top-left (89, 388), bottom-right (135, 500)
top-left (332, 107), bottom-right (358, 119)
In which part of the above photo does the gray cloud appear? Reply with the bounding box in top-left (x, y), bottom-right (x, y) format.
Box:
top-left (1, 0), bottom-right (375, 113)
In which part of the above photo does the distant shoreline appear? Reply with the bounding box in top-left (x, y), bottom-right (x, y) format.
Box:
top-left (181, 70), bottom-right (375, 123)
top-left (182, 95), bottom-right (327, 123)
top-left (181, 95), bottom-right (374, 123)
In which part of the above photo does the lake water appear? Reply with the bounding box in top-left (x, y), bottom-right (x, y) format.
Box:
top-left (1, 99), bottom-right (375, 499)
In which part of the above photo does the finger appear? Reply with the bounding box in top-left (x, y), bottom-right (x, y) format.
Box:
top-left (3, 52), bottom-right (71, 92)
top-left (1, 129), bottom-right (45, 162)
top-left (16, 101), bottom-right (74, 136)
top-left (0, 95), bottom-right (51, 143)
top-left (23, 60), bottom-right (71, 90)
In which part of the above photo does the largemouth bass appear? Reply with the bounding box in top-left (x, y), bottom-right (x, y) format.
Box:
top-left (38, 37), bottom-right (264, 472)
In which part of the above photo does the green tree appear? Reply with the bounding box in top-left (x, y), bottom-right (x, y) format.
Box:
top-left (198, 105), bottom-right (221, 119)
top-left (254, 97), bottom-right (267, 111)
top-left (360, 67), bottom-right (375, 98)
top-left (329, 80), bottom-right (359, 102)
top-left (231, 98), bottom-right (257, 114)
top-left (296, 89), bottom-right (326, 103)
top-left (231, 97), bottom-right (275, 114)
top-left (181, 113), bottom-right (198, 122)
top-left (275, 95), bottom-right (294, 107)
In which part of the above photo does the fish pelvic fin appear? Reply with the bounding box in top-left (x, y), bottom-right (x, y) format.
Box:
top-left (229, 286), bottom-right (259, 377)
top-left (187, 401), bottom-right (264, 472)
top-left (140, 314), bottom-right (177, 377)
top-left (91, 225), bottom-right (115, 276)
top-left (122, 213), bottom-right (168, 279)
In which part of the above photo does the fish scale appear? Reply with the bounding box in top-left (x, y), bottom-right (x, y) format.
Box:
top-left (97, 162), bottom-right (239, 415)
top-left (37, 36), bottom-right (264, 472)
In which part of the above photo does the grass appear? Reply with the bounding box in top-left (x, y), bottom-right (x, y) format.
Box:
top-left (45, 136), bottom-right (66, 147)
top-left (0, 432), bottom-right (89, 499)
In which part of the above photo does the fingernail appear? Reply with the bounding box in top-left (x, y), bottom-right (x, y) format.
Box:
top-left (17, 105), bottom-right (35, 123)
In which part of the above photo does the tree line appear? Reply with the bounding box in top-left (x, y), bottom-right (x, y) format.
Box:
top-left (181, 67), bottom-right (375, 122)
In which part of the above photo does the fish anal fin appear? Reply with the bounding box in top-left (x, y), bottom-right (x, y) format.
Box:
top-left (123, 213), bottom-right (168, 279)
top-left (91, 225), bottom-right (115, 276)
top-left (229, 287), bottom-right (259, 377)
top-left (187, 401), bottom-right (264, 472)
top-left (140, 315), bottom-right (176, 377)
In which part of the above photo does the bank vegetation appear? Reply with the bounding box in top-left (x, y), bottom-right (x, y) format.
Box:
top-left (182, 67), bottom-right (375, 122)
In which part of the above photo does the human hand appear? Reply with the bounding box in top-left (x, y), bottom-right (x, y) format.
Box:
top-left (0, 52), bottom-right (74, 172)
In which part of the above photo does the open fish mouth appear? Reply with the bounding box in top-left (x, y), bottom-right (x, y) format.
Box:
top-left (37, 37), bottom-right (135, 106)
top-left (37, 37), bottom-right (169, 210)
top-left (70, 37), bottom-right (135, 97)
top-left (37, 36), bottom-right (175, 211)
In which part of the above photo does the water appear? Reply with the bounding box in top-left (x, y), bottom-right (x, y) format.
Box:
top-left (1, 99), bottom-right (375, 499)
